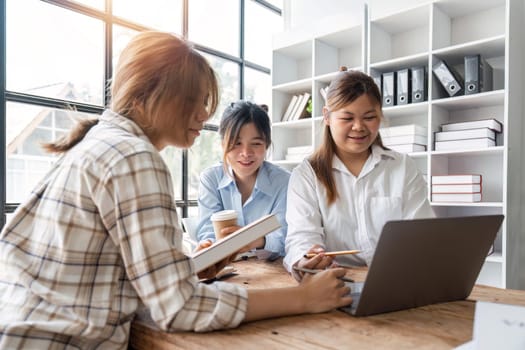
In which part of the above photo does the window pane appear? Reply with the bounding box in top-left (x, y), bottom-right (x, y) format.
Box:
top-left (201, 53), bottom-right (240, 124)
top-left (189, 0), bottom-right (240, 57)
top-left (113, 25), bottom-right (140, 72)
top-left (112, 0), bottom-right (183, 33)
top-left (6, 0), bottom-right (104, 105)
top-left (71, 0), bottom-right (105, 10)
top-left (6, 102), bottom-right (97, 203)
top-left (244, 68), bottom-right (271, 107)
top-left (188, 130), bottom-right (222, 200)
top-left (245, 1), bottom-right (283, 67)
top-left (160, 147), bottom-right (183, 200)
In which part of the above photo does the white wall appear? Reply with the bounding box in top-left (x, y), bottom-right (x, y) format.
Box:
top-left (284, 0), bottom-right (436, 31)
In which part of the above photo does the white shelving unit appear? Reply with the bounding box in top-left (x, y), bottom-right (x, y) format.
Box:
top-left (270, 6), bottom-right (367, 170)
top-left (271, 0), bottom-right (525, 289)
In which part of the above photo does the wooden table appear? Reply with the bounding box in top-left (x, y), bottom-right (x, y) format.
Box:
top-left (129, 259), bottom-right (525, 349)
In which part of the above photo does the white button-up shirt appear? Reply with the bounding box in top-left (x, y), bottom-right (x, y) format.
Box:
top-left (284, 145), bottom-right (434, 271)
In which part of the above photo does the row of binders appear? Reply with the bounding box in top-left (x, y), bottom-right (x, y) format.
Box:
top-left (433, 54), bottom-right (492, 97)
top-left (434, 118), bottom-right (502, 151)
top-left (373, 66), bottom-right (426, 107)
top-left (431, 174), bottom-right (482, 202)
top-left (281, 92), bottom-right (311, 122)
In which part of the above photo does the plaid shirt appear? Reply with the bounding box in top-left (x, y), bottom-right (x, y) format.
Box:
top-left (0, 110), bottom-right (247, 349)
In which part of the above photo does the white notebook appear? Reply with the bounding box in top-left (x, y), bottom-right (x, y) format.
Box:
top-left (191, 214), bottom-right (281, 273)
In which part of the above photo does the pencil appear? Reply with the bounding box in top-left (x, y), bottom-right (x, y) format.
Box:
top-left (303, 249), bottom-right (361, 258)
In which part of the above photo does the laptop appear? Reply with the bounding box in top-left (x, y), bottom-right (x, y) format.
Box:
top-left (341, 215), bottom-right (504, 317)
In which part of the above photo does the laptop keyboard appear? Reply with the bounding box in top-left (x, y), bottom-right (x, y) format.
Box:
top-left (341, 282), bottom-right (364, 314)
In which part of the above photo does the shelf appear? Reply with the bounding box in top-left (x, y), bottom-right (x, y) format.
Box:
top-left (382, 102), bottom-right (429, 118)
top-left (430, 146), bottom-right (504, 156)
top-left (369, 52), bottom-right (429, 72)
top-left (272, 119), bottom-right (312, 129)
top-left (273, 78), bottom-right (312, 93)
top-left (432, 35), bottom-right (505, 63)
top-left (271, 159), bottom-right (301, 166)
top-left (431, 90), bottom-right (504, 110)
top-left (430, 201), bottom-right (503, 207)
top-left (486, 252), bottom-right (503, 263)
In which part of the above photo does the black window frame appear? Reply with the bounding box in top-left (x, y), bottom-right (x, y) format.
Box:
top-left (0, 0), bottom-right (281, 227)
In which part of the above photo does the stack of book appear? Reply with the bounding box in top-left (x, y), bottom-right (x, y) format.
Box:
top-left (379, 124), bottom-right (427, 153)
top-left (431, 174), bottom-right (482, 202)
top-left (284, 145), bottom-right (313, 162)
top-left (434, 118), bottom-right (502, 151)
top-left (281, 92), bottom-right (311, 122)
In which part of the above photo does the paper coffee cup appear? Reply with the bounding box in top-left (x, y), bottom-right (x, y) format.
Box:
top-left (211, 210), bottom-right (238, 239)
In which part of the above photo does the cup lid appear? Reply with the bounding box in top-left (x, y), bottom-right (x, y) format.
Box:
top-left (210, 210), bottom-right (238, 221)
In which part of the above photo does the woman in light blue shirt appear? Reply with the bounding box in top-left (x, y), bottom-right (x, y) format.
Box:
top-left (197, 101), bottom-right (290, 258)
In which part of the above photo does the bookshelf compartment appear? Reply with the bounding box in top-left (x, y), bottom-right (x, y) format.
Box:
top-left (272, 40), bottom-right (312, 85)
top-left (430, 153), bottom-right (503, 203)
top-left (432, 0), bottom-right (506, 50)
top-left (271, 126), bottom-right (312, 163)
top-left (369, 5), bottom-right (430, 64)
top-left (314, 26), bottom-right (363, 76)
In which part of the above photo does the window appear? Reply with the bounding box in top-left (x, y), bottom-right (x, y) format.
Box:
top-left (2, 0), bottom-right (281, 225)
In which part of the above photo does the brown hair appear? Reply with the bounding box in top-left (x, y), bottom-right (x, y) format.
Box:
top-left (219, 101), bottom-right (271, 174)
top-left (309, 68), bottom-right (385, 205)
top-left (44, 31), bottom-right (219, 153)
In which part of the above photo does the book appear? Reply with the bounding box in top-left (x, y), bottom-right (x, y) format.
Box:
top-left (432, 193), bottom-right (482, 202)
top-left (382, 134), bottom-right (427, 146)
top-left (432, 174), bottom-right (482, 185)
top-left (291, 92), bottom-right (311, 120)
top-left (441, 119), bottom-right (502, 133)
top-left (434, 128), bottom-right (495, 142)
top-left (434, 137), bottom-right (495, 151)
top-left (288, 93), bottom-right (306, 121)
top-left (191, 214), bottom-right (281, 273)
top-left (380, 124), bottom-right (427, 137)
top-left (282, 95), bottom-right (299, 121)
top-left (387, 144), bottom-right (426, 153)
top-left (431, 184), bottom-right (482, 193)
top-left (320, 86), bottom-right (329, 103)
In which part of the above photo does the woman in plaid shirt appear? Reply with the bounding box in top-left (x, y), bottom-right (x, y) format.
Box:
top-left (0, 31), bottom-right (351, 349)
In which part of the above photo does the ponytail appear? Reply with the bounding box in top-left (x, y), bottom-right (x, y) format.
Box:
top-left (42, 118), bottom-right (99, 154)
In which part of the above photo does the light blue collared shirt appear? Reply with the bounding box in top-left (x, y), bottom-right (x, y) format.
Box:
top-left (196, 161), bottom-right (290, 257)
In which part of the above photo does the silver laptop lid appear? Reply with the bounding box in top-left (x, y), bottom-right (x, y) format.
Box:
top-left (352, 215), bottom-right (503, 317)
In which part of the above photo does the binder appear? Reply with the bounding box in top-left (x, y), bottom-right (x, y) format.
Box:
top-left (382, 71), bottom-right (396, 107)
top-left (464, 54), bottom-right (493, 95)
top-left (411, 66), bottom-right (427, 103)
top-left (396, 68), bottom-right (411, 105)
top-left (371, 71), bottom-right (382, 92)
top-left (432, 59), bottom-right (463, 97)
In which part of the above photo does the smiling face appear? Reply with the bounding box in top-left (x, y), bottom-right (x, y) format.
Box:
top-left (324, 94), bottom-right (382, 164)
top-left (225, 122), bottom-right (267, 182)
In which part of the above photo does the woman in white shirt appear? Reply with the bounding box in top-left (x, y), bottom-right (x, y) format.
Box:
top-left (284, 68), bottom-right (434, 280)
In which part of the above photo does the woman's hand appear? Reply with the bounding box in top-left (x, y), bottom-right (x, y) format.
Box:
top-left (194, 239), bottom-right (235, 280)
top-left (293, 244), bottom-right (334, 281)
top-left (298, 267), bottom-right (353, 314)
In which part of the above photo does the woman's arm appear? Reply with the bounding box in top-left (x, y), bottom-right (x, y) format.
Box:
top-left (244, 267), bottom-right (352, 321)
top-left (196, 167), bottom-right (224, 243)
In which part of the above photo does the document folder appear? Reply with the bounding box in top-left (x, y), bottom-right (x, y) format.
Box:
top-left (411, 66), bottom-right (427, 103)
top-left (382, 71), bottom-right (396, 107)
top-left (464, 54), bottom-right (493, 95)
top-left (432, 59), bottom-right (463, 97)
top-left (396, 68), bottom-right (411, 105)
